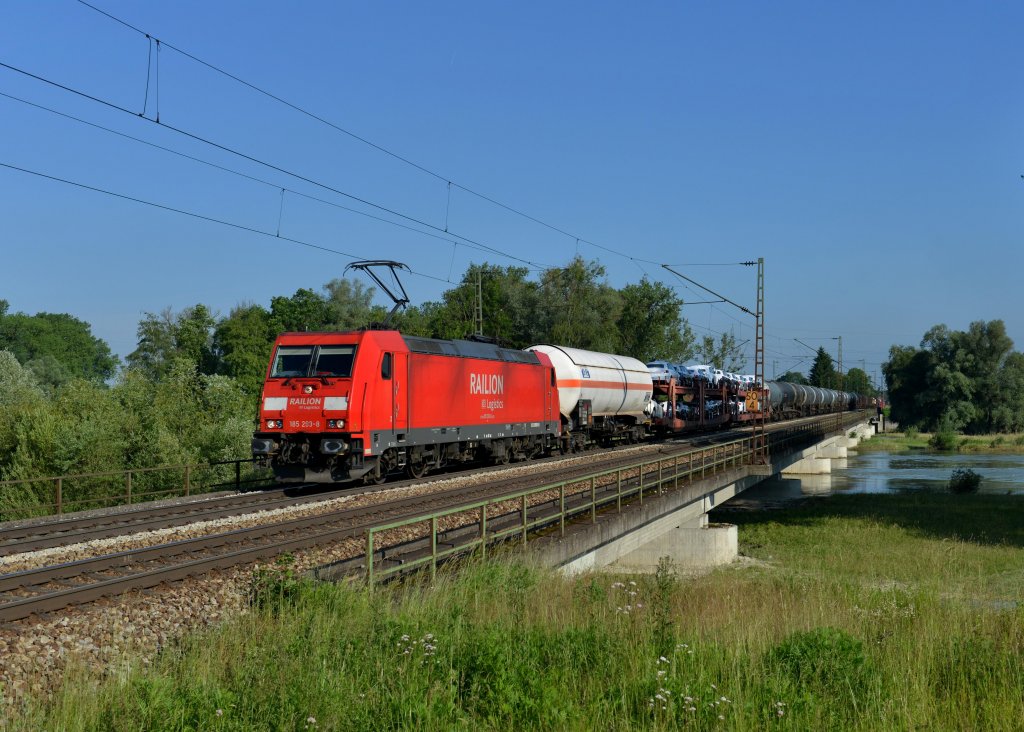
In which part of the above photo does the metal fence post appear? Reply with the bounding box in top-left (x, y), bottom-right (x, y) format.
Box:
top-left (184, 465), bottom-right (191, 497)
top-left (560, 484), bottom-right (566, 536)
top-left (590, 477), bottom-right (596, 523)
top-left (639, 465), bottom-right (644, 505)
top-left (480, 505), bottom-right (487, 559)
top-left (366, 531), bottom-right (375, 585)
top-left (431, 517), bottom-right (438, 579)
top-left (522, 495), bottom-right (529, 544)
top-left (235, 461), bottom-right (241, 491)
top-left (126, 471), bottom-right (132, 505)
top-left (55, 477), bottom-right (62, 516)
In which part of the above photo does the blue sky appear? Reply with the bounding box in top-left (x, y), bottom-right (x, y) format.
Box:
top-left (2, 1), bottom-right (1022, 386)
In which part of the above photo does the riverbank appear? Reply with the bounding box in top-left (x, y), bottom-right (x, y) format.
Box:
top-left (9, 492), bottom-right (1024, 730)
top-left (860, 430), bottom-right (1024, 454)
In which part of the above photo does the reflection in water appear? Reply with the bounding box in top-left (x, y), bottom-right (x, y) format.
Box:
top-left (751, 450), bottom-right (1024, 498)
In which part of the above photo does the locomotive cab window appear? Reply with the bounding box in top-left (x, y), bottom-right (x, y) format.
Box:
top-left (381, 352), bottom-right (393, 380)
top-left (271, 346), bottom-right (314, 377)
top-left (313, 346), bottom-right (356, 377)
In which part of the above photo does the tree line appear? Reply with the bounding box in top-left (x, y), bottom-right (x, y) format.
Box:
top-left (776, 347), bottom-right (876, 397)
top-left (124, 256), bottom-right (747, 398)
top-left (1, 258), bottom-right (751, 514)
top-left (883, 320), bottom-right (1024, 434)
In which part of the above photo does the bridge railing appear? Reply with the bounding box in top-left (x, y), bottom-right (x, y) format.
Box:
top-left (0, 458), bottom-right (273, 522)
top-left (366, 435), bottom-right (755, 584)
top-left (364, 411), bottom-right (869, 584)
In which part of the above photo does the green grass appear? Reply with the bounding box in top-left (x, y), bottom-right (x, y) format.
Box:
top-left (12, 493), bottom-right (1024, 731)
top-left (858, 430), bottom-right (1024, 454)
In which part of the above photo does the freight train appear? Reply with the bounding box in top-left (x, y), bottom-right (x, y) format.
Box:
top-left (251, 330), bottom-right (868, 483)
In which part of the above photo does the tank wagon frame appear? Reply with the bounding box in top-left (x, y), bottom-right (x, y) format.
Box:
top-left (527, 344), bottom-right (654, 451)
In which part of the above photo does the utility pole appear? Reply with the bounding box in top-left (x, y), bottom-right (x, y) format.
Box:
top-left (753, 257), bottom-right (767, 464)
top-left (661, 258), bottom-right (766, 464)
top-left (836, 336), bottom-right (843, 391)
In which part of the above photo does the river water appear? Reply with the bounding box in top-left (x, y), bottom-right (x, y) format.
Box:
top-left (749, 449), bottom-right (1024, 499)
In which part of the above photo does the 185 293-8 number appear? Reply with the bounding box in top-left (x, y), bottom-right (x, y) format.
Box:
top-left (288, 420), bottom-right (322, 429)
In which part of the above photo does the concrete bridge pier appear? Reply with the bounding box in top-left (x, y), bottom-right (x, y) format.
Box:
top-left (559, 478), bottom-right (755, 576)
top-left (782, 430), bottom-right (865, 475)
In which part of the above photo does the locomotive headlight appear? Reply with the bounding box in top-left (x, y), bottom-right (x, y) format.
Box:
top-left (266, 419), bottom-right (276, 429)
top-left (336, 419), bottom-right (344, 429)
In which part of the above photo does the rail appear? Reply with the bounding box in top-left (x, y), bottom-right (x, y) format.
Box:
top-left (365, 411), bottom-right (866, 584)
top-left (0, 458), bottom-right (273, 521)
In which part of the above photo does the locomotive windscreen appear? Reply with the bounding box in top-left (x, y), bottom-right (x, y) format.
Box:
top-left (270, 345), bottom-right (356, 378)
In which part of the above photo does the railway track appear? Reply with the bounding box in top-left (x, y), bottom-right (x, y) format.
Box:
top-left (0, 433), bottom-right (712, 559)
top-left (0, 438), bottom-right (726, 623)
top-left (0, 413), bottom-right (863, 623)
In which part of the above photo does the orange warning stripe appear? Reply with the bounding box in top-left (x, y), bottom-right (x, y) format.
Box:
top-left (557, 379), bottom-right (651, 390)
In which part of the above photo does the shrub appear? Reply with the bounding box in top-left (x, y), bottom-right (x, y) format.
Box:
top-left (929, 430), bottom-right (957, 451)
top-left (903, 426), bottom-right (919, 440)
top-left (948, 468), bottom-right (982, 495)
top-left (990, 436), bottom-right (1005, 448)
top-left (762, 627), bottom-right (872, 698)
top-left (248, 553), bottom-right (304, 610)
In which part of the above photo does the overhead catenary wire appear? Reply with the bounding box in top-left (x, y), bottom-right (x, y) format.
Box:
top-left (73, 0), bottom-right (669, 270)
top-left (0, 160), bottom-right (455, 286)
top-left (0, 59), bottom-right (551, 271)
top-left (0, 90), bottom-right (533, 268)
top-left (0, 108), bottom-right (819, 362)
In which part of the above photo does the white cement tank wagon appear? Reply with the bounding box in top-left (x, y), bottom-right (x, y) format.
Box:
top-left (526, 345), bottom-right (654, 430)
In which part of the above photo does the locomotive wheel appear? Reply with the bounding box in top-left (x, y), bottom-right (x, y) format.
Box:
top-left (364, 462), bottom-right (387, 485)
top-left (406, 460), bottom-right (428, 479)
top-left (364, 451), bottom-right (394, 485)
top-left (495, 444), bottom-right (511, 465)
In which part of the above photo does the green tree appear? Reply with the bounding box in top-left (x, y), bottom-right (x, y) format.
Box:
top-left (883, 320), bottom-right (1021, 433)
top-left (809, 347), bottom-right (837, 389)
top-left (777, 370), bottom-right (809, 385)
top-left (213, 304), bottom-right (278, 398)
top-left (537, 257), bottom-right (622, 352)
top-left (269, 288), bottom-right (331, 333)
top-left (992, 352), bottom-right (1024, 432)
top-left (323, 278), bottom-right (381, 329)
top-left (616, 278), bottom-right (695, 363)
top-left (127, 305), bottom-right (217, 379)
top-left (414, 264), bottom-right (541, 346)
top-left (0, 305), bottom-right (117, 381)
top-left (699, 331), bottom-right (745, 372)
top-left (843, 367), bottom-right (873, 395)
top-left (883, 344), bottom-right (931, 428)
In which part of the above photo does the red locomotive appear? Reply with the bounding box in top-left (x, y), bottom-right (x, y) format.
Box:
top-left (251, 330), bottom-right (560, 483)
